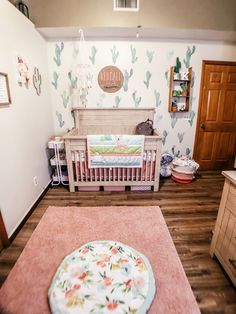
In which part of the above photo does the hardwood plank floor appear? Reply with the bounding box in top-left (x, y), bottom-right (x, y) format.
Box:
top-left (0, 171), bottom-right (235, 313)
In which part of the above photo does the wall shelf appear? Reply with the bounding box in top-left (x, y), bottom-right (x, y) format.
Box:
top-left (168, 66), bottom-right (192, 112)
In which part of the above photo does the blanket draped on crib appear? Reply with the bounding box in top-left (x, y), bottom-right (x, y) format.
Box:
top-left (87, 135), bottom-right (144, 168)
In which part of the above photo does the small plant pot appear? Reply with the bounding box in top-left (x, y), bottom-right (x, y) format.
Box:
top-left (172, 106), bottom-right (177, 112)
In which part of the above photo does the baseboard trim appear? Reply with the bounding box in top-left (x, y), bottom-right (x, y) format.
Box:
top-left (9, 181), bottom-right (52, 243)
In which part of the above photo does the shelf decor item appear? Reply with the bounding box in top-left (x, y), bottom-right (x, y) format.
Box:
top-left (173, 57), bottom-right (181, 79)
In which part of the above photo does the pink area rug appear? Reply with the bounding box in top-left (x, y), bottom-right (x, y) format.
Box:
top-left (0, 206), bottom-right (200, 314)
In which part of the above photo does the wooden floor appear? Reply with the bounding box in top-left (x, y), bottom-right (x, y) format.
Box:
top-left (0, 171), bottom-right (235, 313)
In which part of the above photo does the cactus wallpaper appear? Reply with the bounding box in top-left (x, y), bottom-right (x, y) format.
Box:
top-left (47, 40), bottom-right (234, 157)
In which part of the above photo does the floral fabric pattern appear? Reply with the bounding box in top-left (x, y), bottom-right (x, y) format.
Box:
top-left (48, 240), bottom-right (156, 314)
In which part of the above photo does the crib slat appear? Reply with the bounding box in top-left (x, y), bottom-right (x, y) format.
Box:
top-left (95, 168), bottom-right (97, 182)
top-left (89, 168), bottom-right (92, 182)
top-left (141, 152), bottom-right (145, 181)
top-left (145, 150), bottom-right (149, 181)
top-left (74, 151), bottom-right (79, 183)
top-left (109, 168), bottom-right (111, 182)
top-left (99, 168), bottom-right (102, 182)
top-left (150, 150), bottom-right (154, 181)
top-left (79, 151), bottom-right (83, 182)
top-left (112, 168), bottom-right (115, 182)
top-left (84, 151), bottom-right (88, 182)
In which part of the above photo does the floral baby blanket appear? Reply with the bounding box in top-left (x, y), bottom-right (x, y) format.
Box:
top-left (48, 240), bottom-right (156, 314)
top-left (87, 135), bottom-right (144, 168)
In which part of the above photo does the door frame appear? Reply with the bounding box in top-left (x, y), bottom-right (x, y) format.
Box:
top-left (0, 210), bottom-right (9, 249)
top-left (193, 60), bottom-right (236, 164)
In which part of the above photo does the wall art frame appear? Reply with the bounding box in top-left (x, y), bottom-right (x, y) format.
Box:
top-left (0, 72), bottom-right (11, 105)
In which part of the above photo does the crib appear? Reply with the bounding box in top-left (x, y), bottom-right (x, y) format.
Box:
top-left (63, 108), bottom-right (162, 192)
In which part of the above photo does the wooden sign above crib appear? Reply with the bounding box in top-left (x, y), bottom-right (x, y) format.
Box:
top-left (98, 65), bottom-right (124, 93)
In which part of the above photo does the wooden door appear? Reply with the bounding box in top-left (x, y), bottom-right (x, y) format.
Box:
top-left (194, 61), bottom-right (236, 170)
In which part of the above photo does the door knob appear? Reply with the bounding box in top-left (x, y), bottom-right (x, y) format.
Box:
top-left (200, 122), bottom-right (205, 129)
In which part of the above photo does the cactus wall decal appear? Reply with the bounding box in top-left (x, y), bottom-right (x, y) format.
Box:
top-left (167, 50), bottom-right (174, 61)
top-left (177, 132), bottom-right (185, 143)
top-left (114, 95), bottom-right (121, 108)
top-left (156, 114), bottom-right (163, 124)
top-left (183, 45), bottom-right (196, 68)
top-left (130, 45), bottom-right (138, 64)
top-left (191, 71), bottom-right (195, 87)
top-left (89, 46), bottom-right (98, 65)
top-left (188, 111), bottom-right (196, 126)
top-left (171, 116), bottom-right (178, 128)
top-left (96, 93), bottom-right (105, 108)
top-left (132, 91), bottom-right (142, 107)
top-left (61, 91), bottom-right (70, 108)
top-left (68, 71), bottom-right (78, 89)
top-left (154, 90), bottom-right (161, 107)
top-left (73, 47), bottom-right (79, 59)
top-left (171, 146), bottom-right (180, 157)
top-left (162, 130), bottom-right (168, 146)
top-left (144, 71), bottom-right (151, 89)
top-left (146, 50), bottom-right (154, 63)
top-left (53, 42), bottom-right (64, 66)
top-left (32, 67), bottom-right (42, 95)
top-left (110, 45), bottom-right (119, 64)
top-left (165, 70), bottom-right (170, 87)
top-left (186, 147), bottom-right (191, 156)
top-left (51, 72), bottom-right (59, 89)
top-left (123, 69), bottom-right (133, 92)
top-left (56, 111), bottom-right (65, 128)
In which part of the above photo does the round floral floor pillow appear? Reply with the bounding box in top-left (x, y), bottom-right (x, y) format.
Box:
top-left (48, 240), bottom-right (156, 314)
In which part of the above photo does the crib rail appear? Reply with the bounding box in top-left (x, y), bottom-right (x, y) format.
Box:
top-left (64, 135), bottom-right (161, 192)
top-left (72, 150), bottom-right (156, 182)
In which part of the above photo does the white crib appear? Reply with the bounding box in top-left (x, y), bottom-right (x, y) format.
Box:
top-left (63, 108), bottom-right (162, 192)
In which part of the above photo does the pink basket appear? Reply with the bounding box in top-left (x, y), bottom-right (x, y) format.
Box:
top-left (78, 186), bottom-right (100, 192)
top-left (104, 186), bottom-right (125, 192)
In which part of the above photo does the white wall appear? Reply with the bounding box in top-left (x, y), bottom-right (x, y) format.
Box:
top-left (0, 0), bottom-right (54, 236)
top-left (47, 40), bottom-right (236, 157)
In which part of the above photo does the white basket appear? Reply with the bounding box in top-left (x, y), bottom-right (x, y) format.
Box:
top-left (131, 185), bottom-right (151, 191)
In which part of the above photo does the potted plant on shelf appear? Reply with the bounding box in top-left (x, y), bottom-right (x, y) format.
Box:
top-left (174, 57), bottom-right (181, 79)
top-left (172, 101), bottom-right (178, 112)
